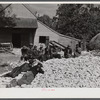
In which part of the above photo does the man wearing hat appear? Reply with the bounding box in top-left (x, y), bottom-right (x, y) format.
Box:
top-left (64, 45), bottom-right (72, 58)
top-left (20, 46), bottom-right (29, 61)
top-left (74, 44), bottom-right (81, 57)
top-left (32, 45), bottom-right (39, 59)
top-left (38, 44), bottom-right (44, 62)
top-left (27, 43), bottom-right (34, 60)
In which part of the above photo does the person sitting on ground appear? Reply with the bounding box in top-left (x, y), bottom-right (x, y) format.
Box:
top-left (38, 45), bottom-right (45, 62)
top-left (32, 45), bottom-right (39, 59)
top-left (86, 42), bottom-right (91, 52)
top-left (64, 45), bottom-right (72, 58)
top-left (4, 58), bottom-right (43, 79)
top-left (17, 59), bottom-right (44, 86)
top-left (44, 45), bottom-right (52, 60)
top-left (20, 46), bottom-right (29, 61)
top-left (51, 46), bottom-right (57, 58)
top-left (57, 48), bottom-right (64, 58)
top-left (74, 44), bottom-right (82, 57)
top-left (27, 43), bottom-right (34, 60)
top-left (7, 59), bottom-right (44, 87)
top-left (51, 46), bottom-right (61, 58)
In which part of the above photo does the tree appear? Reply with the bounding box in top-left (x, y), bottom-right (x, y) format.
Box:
top-left (37, 14), bottom-right (59, 31)
top-left (37, 14), bottom-right (53, 28)
top-left (0, 4), bottom-right (16, 27)
top-left (55, 4), bottom-right (100, 50)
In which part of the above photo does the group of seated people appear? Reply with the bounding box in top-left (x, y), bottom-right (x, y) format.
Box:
top-left (3, 44), bottom-right (81, 86)
top-left (63, 44), bottom-right (81, 58)
top-left (20, 43), bottom-right (81, 62)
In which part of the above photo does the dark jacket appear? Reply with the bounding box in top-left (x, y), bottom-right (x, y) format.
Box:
top-left (64, 47), bottom-right (72, 58)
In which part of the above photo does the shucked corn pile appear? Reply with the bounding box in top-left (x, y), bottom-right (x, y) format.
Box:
top-left (1, 51), bottom-right (100, 88)
top-left (30, 53), bottom-right (100, 88)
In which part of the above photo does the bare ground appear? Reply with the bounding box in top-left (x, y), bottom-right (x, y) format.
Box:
top-left (0, 48), bottom-right (21, 75)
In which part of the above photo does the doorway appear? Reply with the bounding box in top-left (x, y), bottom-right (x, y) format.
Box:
top-left (39, 36), bottom-right (49, 46)
top-left (12, 33), bottom-right (21, 48)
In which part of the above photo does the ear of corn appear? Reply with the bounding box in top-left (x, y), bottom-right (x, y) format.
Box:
top-left (1, 51), bottom-right (100, 88)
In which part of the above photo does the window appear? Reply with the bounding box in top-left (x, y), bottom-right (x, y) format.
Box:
top-left (39, 36), bottom-right (46, 43)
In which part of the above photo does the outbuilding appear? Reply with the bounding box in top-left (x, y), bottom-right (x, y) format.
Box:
top-left (0, 18), bottom-right (38, 48)
top-left (0, 4), bottom-right (81, 52)
top-left (34, 20), bottom-right (81, 52)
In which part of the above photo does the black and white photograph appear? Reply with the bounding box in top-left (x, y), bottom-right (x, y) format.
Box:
top-left (0, 3), bottom-right (100, 89)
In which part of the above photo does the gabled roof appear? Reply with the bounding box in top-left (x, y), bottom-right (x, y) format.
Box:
top-left (0, 4), bottom-right (38, 28)
top-left (1, 4), bottom-right (80, 41)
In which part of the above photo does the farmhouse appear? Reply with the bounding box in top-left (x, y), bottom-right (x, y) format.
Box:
top-left (0, 4), bottom-right (80, 51)
top-left (34, 20), bottom-right (80, 51)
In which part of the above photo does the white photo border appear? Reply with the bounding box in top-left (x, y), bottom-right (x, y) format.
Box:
top-left (0, 1), bottom-right (100, 98)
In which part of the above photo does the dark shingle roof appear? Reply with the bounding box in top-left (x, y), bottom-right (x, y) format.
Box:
top-left (14, 18), bottom-right (38, 28)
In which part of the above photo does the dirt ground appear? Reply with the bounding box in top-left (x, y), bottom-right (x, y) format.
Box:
top-left (0, 48), bottom-right (21, 75)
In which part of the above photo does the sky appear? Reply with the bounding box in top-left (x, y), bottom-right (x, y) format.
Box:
top-left (2, 4), bottom-right (100, 19)
top-left (28, 4), bottom-right (58, 18)
top-left (2, 4), bottom-right (58, 18)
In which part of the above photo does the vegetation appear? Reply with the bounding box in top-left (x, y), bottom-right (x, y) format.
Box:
top-left (55, 4), bottom-right (100, 50)
top-left (38, 4), bottom-right (100, 50)
top-left (0, 4), bottom-right (16, 27)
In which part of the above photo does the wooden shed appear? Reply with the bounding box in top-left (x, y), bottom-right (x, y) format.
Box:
top-left (0, 18), bottom-right (38, 48)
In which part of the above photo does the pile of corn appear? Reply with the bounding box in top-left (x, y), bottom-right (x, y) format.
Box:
top-left (29, 55), bottom-right (100, 88)
top-left (1, 51), bottom-right (100, 88)
top-left (0, 77), bottom-right (12, 88)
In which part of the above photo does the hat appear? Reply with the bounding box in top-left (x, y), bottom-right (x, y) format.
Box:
top-left (34, 45), bottom-right (37, 48)
top-left (67, 45), bottom-right (70, 47)
top-left (29, 43), bottom-right (33, 46)
top-left (22, 46), bottom-right (27, 49)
